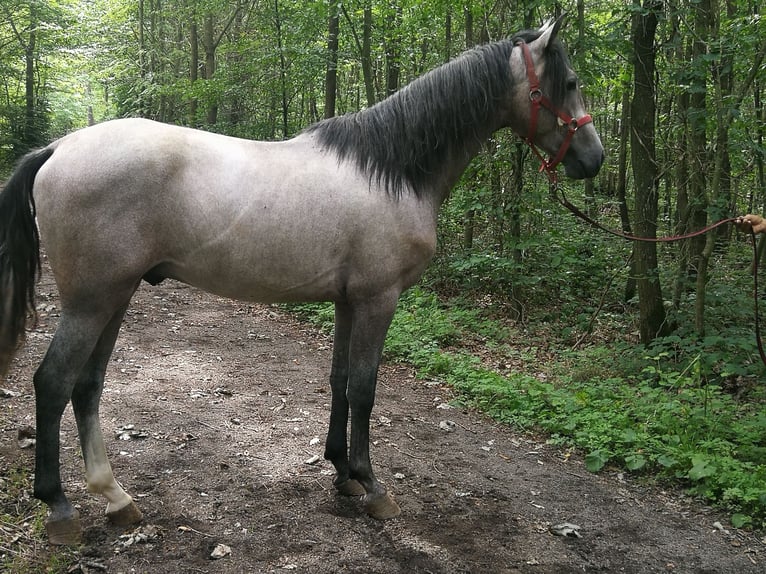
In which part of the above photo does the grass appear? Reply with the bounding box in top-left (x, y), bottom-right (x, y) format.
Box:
top-left (0, 466), bottom-right (79, 573)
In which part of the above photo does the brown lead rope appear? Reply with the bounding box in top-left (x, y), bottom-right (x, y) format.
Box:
top-left (548, 179), bottom-right (766, 369)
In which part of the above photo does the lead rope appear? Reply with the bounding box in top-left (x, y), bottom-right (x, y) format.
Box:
top-left (546, 174), bottom-right (766, 369)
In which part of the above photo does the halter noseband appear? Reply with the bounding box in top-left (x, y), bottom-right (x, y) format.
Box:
top-left (516, 40), bottom-right (593, 181)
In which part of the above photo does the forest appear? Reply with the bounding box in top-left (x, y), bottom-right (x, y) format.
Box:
top-left (1, 0), bottom-right (765, 530)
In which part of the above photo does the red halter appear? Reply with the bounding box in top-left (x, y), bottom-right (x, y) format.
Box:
top-left (516, 40), bottom-right (593, 181)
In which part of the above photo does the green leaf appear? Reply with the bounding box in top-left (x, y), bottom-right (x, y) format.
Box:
top-left (730, 514), bottom-right (751, 529)
top-left (687, 458), bottom-right (717, 481)
top-left (621, 429), bottom-right (638, 443)
top-left (656, 454), bottom-right (678, 468)
top-left (625, 454), bottom-right (647, 471)
top-left (585, 450), bottom-right (608, 473)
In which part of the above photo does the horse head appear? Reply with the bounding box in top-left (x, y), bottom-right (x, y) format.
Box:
top-left (509, 16), bottom-right (605, 180)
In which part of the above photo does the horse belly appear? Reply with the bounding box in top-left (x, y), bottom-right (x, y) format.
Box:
top-left (163, 255), bottom-right (347, 304)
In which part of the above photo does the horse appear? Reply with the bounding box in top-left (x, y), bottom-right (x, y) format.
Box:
top-left (0, 17), bottom-right (603, 545)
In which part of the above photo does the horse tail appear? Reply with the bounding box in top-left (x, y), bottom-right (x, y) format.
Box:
top-left (0, 147), bottom-right (55, 375)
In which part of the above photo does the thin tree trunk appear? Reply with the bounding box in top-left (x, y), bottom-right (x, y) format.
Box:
top-left (688, 0), bottom-right (712, 292)
top-left (444, 6), bottom-right (452, 64)
top-left (631, 0), bottom-right (668, 343)
top-left (189, 20), bottom-right (198, 126)
top-left (23, 1), bottom-right (37, 150)
top-left (616, 78), bottom-right (636, 301)
top-left (340, 2), bottom-right (374, 107)
top-left (385, 4), bottom-right (402, 96)
top-left (138, 0), bottom-right (147, 116)
top-left (689, 0), bottom-right (713, 334)
top-left (203, 14), bottom-right (218, 125)
top-left (324, 3), bottom-right (339, 119)
top-left (462, 3), bottom-right (475, 250)
top-left (362, 3), bottom-right (374, 106)
top-left (273, 0), bottom-right (288, 137)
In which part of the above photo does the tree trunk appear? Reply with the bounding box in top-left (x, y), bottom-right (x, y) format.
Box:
top-left (323, 3), bottom-right (339, 119)
top-left (361, 2), bottom-right (374, 107)
top-left (444, 6), bottom-right (452, 64)
top-left (616, 78), bottom-right (636, 301)
top-left (273, 0), bottom-right (289, 137)
top-left (630, 0), bottom-right (669, 344)
top-left (462, 3), bottom-right (475, 250)
top-left (23, 0), bottom-right (37, 150)
top-left (508, 141), bottom-right (525, 321)
top-left (189, 20), bottom-right (198, 126)
top-left (689, 0), bottom-right (713, 334)
top-left (671, 20), bottom-right (691, 311)
top-left (138, 0), bottom-right (147, 116)
top-left (687, 0), bottom-right (713, 281)
top-left (385, 4), bottom-right (402, 96)
top-left (756, 81), bottom-right (765, 210)
top-left (203, 14), bottom-right (218, 125)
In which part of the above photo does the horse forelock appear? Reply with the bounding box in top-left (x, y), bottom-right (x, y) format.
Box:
top-left (306, 40), bottom-right (516, 198)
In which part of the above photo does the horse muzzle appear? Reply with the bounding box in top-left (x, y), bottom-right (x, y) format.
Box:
top-left (563, 145), bottom-right (605, 180)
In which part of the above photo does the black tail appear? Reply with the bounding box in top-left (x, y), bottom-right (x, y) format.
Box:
top-left (0, 147), bottom-right (54, 375)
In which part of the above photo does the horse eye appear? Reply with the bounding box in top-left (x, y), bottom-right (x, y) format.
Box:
top-left (567, 78), bottom-right (579, 91)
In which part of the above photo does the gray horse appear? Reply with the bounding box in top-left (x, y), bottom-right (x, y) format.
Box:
top-left (0, 17), bottom-right (603, 544)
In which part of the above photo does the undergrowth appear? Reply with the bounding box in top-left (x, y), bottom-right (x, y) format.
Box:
top-left (286, 285), bottom-right (766, 530)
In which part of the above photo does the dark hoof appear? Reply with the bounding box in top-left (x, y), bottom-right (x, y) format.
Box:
top-left (46, 510), bottom-right (82, 545)
top-left (335, 478), bottom-right (366, 497)
top-left (107, 500), bottom-right (143, 527)
top-left (364, 492), bottom-right (401, 519)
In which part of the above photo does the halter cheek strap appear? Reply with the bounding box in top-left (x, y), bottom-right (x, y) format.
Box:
top-left (516, 40), bottom-right (593, 181)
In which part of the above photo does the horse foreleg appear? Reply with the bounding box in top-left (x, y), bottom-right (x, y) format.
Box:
top-left (324, 302), bottom-right (365, 496)
top-left (346, 295), bottom-right (401, 519)
top-left (71, 303), bottom-right (142, 528)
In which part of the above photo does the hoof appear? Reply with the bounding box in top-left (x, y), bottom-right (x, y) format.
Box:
top-left (46, 510), bottom-right (82, 545)
top-left (335, 478), bottom-right (366, 497)
top-left (364, 491), bottom-right (401, 520)
top-left (107, 500), bottom-right (143, 527)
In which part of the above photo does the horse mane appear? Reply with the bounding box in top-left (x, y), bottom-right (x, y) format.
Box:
top-left (306, 31), bottom-right (571, 198)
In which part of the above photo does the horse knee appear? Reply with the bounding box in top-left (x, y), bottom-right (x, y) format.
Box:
top-left (33, 370), bottom-right (70, 414)
top-left (346, 378), bottom-right (377, 416)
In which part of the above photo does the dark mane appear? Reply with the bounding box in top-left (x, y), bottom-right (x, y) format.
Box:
top-left (305, 40), bottom-right (518, 197)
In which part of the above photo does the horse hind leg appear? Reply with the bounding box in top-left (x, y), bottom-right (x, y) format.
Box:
top-left (33, 296), bottom-right (136, 544)
top-left (70, 302), bottom-right (142, 529)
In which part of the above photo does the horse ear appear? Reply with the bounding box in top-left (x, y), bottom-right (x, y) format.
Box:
top-left (535, 13), bottom-right (567, 52)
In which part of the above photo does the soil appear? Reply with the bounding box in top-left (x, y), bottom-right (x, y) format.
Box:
top-left (1, 260), bottom-right (764, 574)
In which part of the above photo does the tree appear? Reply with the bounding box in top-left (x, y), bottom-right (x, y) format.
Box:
top-left (324, 1), bottom-right (340, 119)
top-left (630, 0), bottom-right (669, 343)
top-left (0, 0), bottom-right (49, 158)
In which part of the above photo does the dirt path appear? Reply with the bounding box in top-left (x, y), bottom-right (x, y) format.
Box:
top-left (1, 262), bottom-right (763, 573)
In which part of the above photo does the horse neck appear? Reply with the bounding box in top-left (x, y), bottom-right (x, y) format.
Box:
top-left (428, 131), bottom-right (501, 208)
